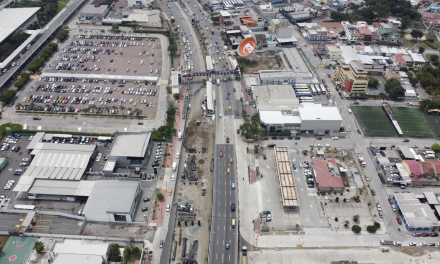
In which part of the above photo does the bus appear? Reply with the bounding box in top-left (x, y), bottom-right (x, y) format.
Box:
top-left (313, 85), bottom-right (321, 95)
top-left (310, 86), bottom-right (317, 95)
top-left (319, 84), bottom-right (326, 95)
top-left (210, 28), bottom-right (214, 34)
top-left (14, 205), bottom-right (36, 210)
top-left (424, 151), bottom-right (435, 155)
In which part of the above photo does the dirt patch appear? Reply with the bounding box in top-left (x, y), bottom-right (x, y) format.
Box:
top-left (400, 246), bottom-right (440, 256)
top-left (237, 53), bottom-right (281, 74)
top-left (172, 88), bottom-right (215, 264)
top-left (403, 34), bottom-right (427, 41)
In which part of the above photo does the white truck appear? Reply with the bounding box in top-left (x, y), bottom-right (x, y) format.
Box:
top-left (216, 79), bottom-right (220, 86)
top-left (223, 46), bottom-right (228, 51)
top-left (178, 131), bottom-right (182, 140)
top-left (172, 162), bottom-right (177, 172)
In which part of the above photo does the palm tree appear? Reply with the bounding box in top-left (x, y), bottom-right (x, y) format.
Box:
top-left (96, 106), bottom-right (103, 114)
top-left (45, 104), bottom-right (50, 109)
top-left (105, 106), bottom-right (110, 115)
top-left (128, 107), bottom-right (132, 115)
top-left (120, 106), bottom-right (125, 115)
top-left (135, 108), bottom-right (142, 119)
top-left (52, 102), bottom-right (58, 108)
top-left (112, 105), bottom-right (117, 114)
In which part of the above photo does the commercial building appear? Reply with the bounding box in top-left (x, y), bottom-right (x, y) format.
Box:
top-left (79, 4), bottom-right (109, 20)
top-left (0, 7), bottom-right (41, 71)
top-left (49, 239), bottom-right (109, 264)
top-left (297, 103), bottom-right (343, 135)
top-left (103, 131), bottom-right (153, 176)
top-left (13, 141), bottom-right (98, 199)
top-left (335, 61), bottom-right (368, 94)
top-left (305, 27), bottom-right (327, 42)
top-left (220, 11), bottom-right (233, 25)
top-left (312, 158), bottom-right (344, 192)
top-left (82, 179), bottom-right (141, 222)
top-left (127, 0), bottom-right (153, 9)
top-left (393, 192), bottom-right (440, 231)
top-left (409, 51), bottom-right (427, 71)
top-left (325, 45), bottom-right (342, 60)
top-left (209, 0), bottom-right (223, 10)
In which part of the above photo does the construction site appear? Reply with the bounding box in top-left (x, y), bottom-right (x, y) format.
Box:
top-left (170, 81), bottom-right (215, 264)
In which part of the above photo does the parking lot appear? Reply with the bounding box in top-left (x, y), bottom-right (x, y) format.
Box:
top-left (14, 35), bottom-right (163, 117)
top-left (0, 134), bottom-right (34, 199)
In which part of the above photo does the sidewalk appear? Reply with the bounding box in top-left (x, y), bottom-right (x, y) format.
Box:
top-left (148, 189), bottom-right (167, 227)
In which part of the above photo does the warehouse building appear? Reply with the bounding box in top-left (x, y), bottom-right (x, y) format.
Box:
top-left (103, 131), bottom-right (153, 176)
top-left (393, 192), bottom-right (440, 232)
top-left (82, 179), bottom-right (141, 222)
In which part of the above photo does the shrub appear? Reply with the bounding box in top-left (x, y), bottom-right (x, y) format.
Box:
top-left (156, 192), bottom-right (164, 201)
top-left (352, 225), bottom-right (361, 233)
top-left (335, 217), bottom-right (338, 222)
top-left (367, 225), bottom-right (377, 233)
top-left (353, 215), bottom-right (360, 222)
top-left (374, 221), bottom-right (381, 229)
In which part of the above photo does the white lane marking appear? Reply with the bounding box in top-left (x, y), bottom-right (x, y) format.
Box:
top-left (266, 166), bottom-right (270, 169)
top-left (310, 205), bottom-right (313, 209)
top-left (306, 218), bottom-right (309, 222)
top-left (256, 181), bottom-right (264, 213)
top-left (301, 188), bottom-right (303, 192)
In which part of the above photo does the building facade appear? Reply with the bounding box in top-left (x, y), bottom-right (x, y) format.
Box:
top-left (335, 61), bottom-right (368, 94)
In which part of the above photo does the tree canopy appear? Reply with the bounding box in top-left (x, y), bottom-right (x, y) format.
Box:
top-left (239, 113), bottom-right (263, 139)
top-left (107, 243), bottom-right (122, 262)
top-left (385, 78), bottom-right (405, 99)
top-left (416, 66), bottom-right (440, 95)
top-left (368, 76), bottom-right (379, 87)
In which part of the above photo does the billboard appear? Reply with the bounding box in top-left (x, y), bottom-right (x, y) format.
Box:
top-left (236, 37), bottom-right (256, 57)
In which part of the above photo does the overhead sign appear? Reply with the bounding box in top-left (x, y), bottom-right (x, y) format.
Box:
top-left (237, 37), bottom-right (256, 57)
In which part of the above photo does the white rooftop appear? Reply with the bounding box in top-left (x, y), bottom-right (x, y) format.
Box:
top-left (0, 7), bottom-right (40, 44)
top-left (109, 131), bottom-right (151, 157)
top-left (409, 51), bottom-right (426, 63)
top-left (260, 110), bottom-right (301, 124)
top-left (298, 103), bottom-right (342, 121)
top-left (52, 239), bottom-right (108, 264)
top-left (339, 45), bottom-right (360, 63)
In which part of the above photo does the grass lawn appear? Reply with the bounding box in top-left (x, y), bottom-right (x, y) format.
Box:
top-left (352, 106), bottom-right (398, 137)
top-left (57, 0), bottom-right (70, 12)
top-left (424, 114), bottom-right (440, 138)
top-left (425, 54), bottom-right (433, 60)
top-left (391, 107), bottom-right (434, 138)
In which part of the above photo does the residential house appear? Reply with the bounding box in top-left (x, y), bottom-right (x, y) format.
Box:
top-left (374, 28), bottom-right (402, 45)
top-left (426, 18), bottom-right (440, 29)
top-left (384, 68), bottom-right (402, 81)
top-left (312, 158), bottom-right (344, 192)
top-left (318, 22), bottom-right (344, 33)
top-left (401, 55), bottom-right (414, 69)
top-left (393, 54), bottom-right (407, 68)
top-left (335, 61), bottom-right (368, 94)
top-left (409, 51), bottom-right (427, 71)
top-left (356, 27), bottom-right (372, 43)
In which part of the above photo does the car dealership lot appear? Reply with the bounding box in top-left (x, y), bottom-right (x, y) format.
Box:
top-left (46, 35), bottom-right (163, 77)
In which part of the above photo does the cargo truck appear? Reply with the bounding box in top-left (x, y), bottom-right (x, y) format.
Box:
top-left (380, 240), bottom-right (394, 245)
top-left (178, 131), bottom-right (182, 140)
top-left (172, 162), bottom-right (177, 172)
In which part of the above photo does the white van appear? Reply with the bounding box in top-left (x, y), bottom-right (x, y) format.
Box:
top-left (348, 109), bottom-right (352, 114)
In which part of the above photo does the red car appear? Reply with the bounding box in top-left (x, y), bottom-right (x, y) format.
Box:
top-left (327, 73), bottom-right (331, 78)
top-left (227, 91), bottom-right (230, 95)
top-left (233, 88), bottom-right (236, 92)
top-left (316, 137), bottom-right (322, 140)
top-left (388, 198), bottom-right (393, 204)
top-left (262, 137), bottom-right (268, 140)
top-left (187, 86), bottom-right (190, 90)
top-left (219, 151), bottom-right (223, 157)
top-left (15, 147), bottom-right (20, 152)
top-left (322, 79), bottom-right (325, 84)
top-left (421, 233), bottom-right (430, 237)
top-left (396, 217), bottom-right (402, 225)
top-left (182, 115), bottom-right (185, 119)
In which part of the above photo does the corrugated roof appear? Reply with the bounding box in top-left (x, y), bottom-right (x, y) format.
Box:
top-left (274, 147), bottom-right (299, 207)
top-left (27, 179), bottom-right (95, 196)
top-left (0, 8), bottom-right (40, 44)
top-left (26, 132), bottom-right (45, 150)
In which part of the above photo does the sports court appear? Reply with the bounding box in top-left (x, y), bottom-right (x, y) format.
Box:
top-left (351, 106), bottom-right (398, 137)
top-left (0, 236), bottom-right (37, 264)
top-left (391, 107), bottom-right (434, 138)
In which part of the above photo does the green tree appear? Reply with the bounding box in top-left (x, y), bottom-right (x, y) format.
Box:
top-left (173, 93), bottom-right (181, 100)
top-left (107, 243), bottom-right (122, 262)
top-left (340, 31), bottom-right (346, 37)
top-left (132, 247), bottom-right (141, 258)
top-left (34, 241), bottom-right (45, 253)
top-left (254, 145), bottom-right (259, 154)
top-left (374, 221), bottom-right (381, 229)
top-left (431, 143), bottom-right (440, 152)
top-left (431, 55), bottom-right (439, 61)
top-left (385, 78), bottom-right (405, 99)
top-left (419, 46), bottom-right (425, 54)
top-left (156, 192), bottom-right (164, 201)
top-left (168, 43), bottom-right (177, 54)
top-left (171, 19), bottom-right (175, 23)
top-left (344, 220), bottom-right (350, 227)
top-left (112, 23), bottom-right (120, 32)
top-left (353, 215), bottom-right (360, 222)
top-left (241, 111), bottom-right (250, 121)
top-left (352, 225), bottom-right (361, 233)
top-left (0, 90), bottom-right (17, 105)
top-left (398, 16), bottom-right (411, 32)
top-left (166, 86), bottom-right (172, 94)
top-left (368, 76), bottom-right (379, 87)
top-left (410, 29), bottom-right (424, 40)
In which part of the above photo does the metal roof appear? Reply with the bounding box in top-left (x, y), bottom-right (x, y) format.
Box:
top-left (0, 7), bottom-right (40, 44)
top-left (27, 179), bottom-right (95, 196)
top-left (82, 180), bottom-right (140, 215)
top-left (26, 132), bottom-right (45, 150)
top-left (424, 192), bottom-right (439, 205)
top-left (298, 103), bottom-right (342, 121)
top-left (52, 239), bottom-right (108, 264)
top-left (274, 147), bottom-right (299, 207)
top-left (80, 4), bottom-right (108, 15)
top-left (21, 211), bottom-right (36, 228)
top-left (109, 131), bottom-right (151, 158)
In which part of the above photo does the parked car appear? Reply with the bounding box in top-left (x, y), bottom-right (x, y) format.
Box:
top-left (396, 217), bottom-right (402, 225)
top-left (142, 207), bottom-right (149, 212)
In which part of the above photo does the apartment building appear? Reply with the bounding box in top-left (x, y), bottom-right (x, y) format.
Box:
top-left (325, 45), bottom-right (342, 60)
top-left (305, 27), bottom-right (327, 42)
top-left (335, 61), bottom-right (368, 94)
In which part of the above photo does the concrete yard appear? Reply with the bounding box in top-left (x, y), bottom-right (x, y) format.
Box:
top-left (247, 247), bottom-right (440, 264)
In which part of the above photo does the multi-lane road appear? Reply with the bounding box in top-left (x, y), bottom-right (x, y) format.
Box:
top-left (161, 1), bottom-right (240, 263)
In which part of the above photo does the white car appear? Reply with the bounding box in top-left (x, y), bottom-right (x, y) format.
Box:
top-left (166, 204), bottom-right (170, 212)
top-left (332, 137), bottom-right (339, 140)
top-left (171, 175), bottom-right (175, 181)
